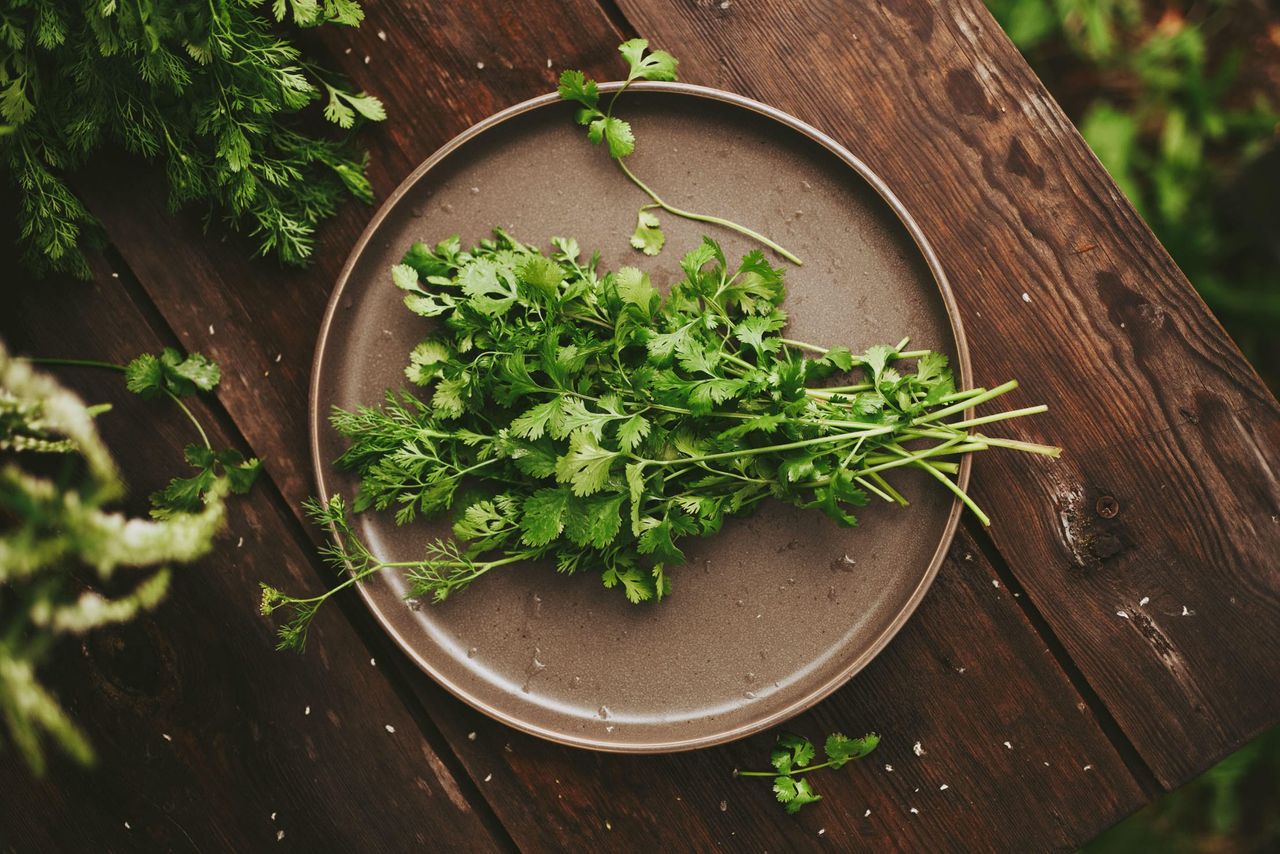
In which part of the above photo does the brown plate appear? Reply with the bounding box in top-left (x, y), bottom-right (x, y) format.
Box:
top-left (311, 82), bottom-right (971, 752)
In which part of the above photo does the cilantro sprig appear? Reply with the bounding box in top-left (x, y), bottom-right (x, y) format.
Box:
top-left (738, 731), bottom-right (881, 814)
top-left (23, 349), bottom-right (259, 516)
top-left (559, 40), bottom-right (804, 265)
top-left (262, 229), bottom-right (1059, 651)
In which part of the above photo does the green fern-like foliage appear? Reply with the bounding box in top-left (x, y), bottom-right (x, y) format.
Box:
top-left (0, 341), bottom-right (225, 775)
top-left (0, 0), bottom-right (384, 277)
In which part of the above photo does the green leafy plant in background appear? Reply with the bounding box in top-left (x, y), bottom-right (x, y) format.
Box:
top-left (986, 0), bottom-right (1280, 385)
top-left (0, 341), bottom-right (237, 774)
top-left (0, 0), bottom-right (385, 277)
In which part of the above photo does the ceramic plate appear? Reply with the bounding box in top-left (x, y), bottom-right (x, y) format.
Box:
top-left (311, 82), bottom-right (971, 751)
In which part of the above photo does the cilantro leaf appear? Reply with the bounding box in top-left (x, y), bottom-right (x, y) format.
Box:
top-left (520, 488), bottom-right (572, 546)
top-left (824, 732), bottom-right (880, 768)
top-left (630, 209), bottom-right (665, 256)
top-left (125, 349), bottom-right (221, 399)
top-left (587, 116), bottom-right (635, 158)
top-left (557, 69), bottom-right (599, 109)
top-left (618, 39), bottom-right (679, 82)
top-left (554, 432), bottom-right (619, 496)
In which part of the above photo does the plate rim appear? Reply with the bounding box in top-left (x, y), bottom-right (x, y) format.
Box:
top-left (310, 81), bottom-right (973, 753)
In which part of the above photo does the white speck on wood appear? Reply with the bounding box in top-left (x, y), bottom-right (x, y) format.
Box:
top-left (363, 55), bottom-right (370, 65)
top-left (913, 741), bottom-right (924, 756)
top-left (1044, 762), bottom-right (1050, 767)
top-left (111, 272), bottom-right (120, 279)
top-left (884, 764), bottom-right (893, 772)
top-left (1083, 764), bottom-right (1094, 771)
top-left (304, 705), bottom-right (311, 716)
top-left (124, 822), bottom-right (131, 830)
top-left (274, 353), bottom-right (282, 363)
top-left (476, 61), bottom-right (485, 69)
top-left (909, 807), bottom-right (919, 815)
top-left (277, 830), bottom-right (285, 842)
top-left (1117, 610), bottom-right (1129, 619)
top-left (719, 799), bottom-right (727, 812)
top-left (940, 784), bottom-right (949, 790)
top-left (1021, 292), bottom-right (1031, 303)
top-left (864, 809), bottom-right (871, 817)
top-left (384, 724), bottom-right (395, 734)
top-left (606, 820), bottom-right (613, 830)
top-left (162, 733), bottom-right (172, 742)
top-left (377, 29), bottom-right (387, 41)
top-left (370, 658), bottom-right (376, 667)
top-left (992, 579), bottom-right (1000, 588)
top-left (208, 324), bottom-right (215, 335)
top-left (484, 773), bottom-right (492, 782)
top-left (1140, 596), bottom-right (1150, 606)
top-left (1004, 741), bottom-right (1013, 749)
top-left (236, 536), bottom-right (243, 548)
top-left (546, 58), bottom-right (553, 68)
top-left (1182, 605), bottom-right (1193, 616)
top-left (467, 731), bottom-right (476, 741)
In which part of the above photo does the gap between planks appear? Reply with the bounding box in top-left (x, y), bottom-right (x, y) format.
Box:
top-left (963, 515), bottom-right (1163, 799)
top-left (97, 243), bottom-right (521, 854)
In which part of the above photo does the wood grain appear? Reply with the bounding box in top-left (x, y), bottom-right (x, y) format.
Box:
top-left (0, 255), bottom-right (505, 853)
top-left (613, 0), bottom-right (1280, 788)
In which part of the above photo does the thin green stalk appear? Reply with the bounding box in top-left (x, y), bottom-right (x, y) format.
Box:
top-left (22, 356), bottom-right (212, 448)
top-left (639, 426), bottom-right (895, 466)
top-left (916, 460), bottom-right (990, 526)
top-left (913, 380), bottom-right (1019, 424)
top-left (613, 158), bottom-right (804, 265)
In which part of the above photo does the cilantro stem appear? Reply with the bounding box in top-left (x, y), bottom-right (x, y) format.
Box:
top-left (21, 356), bottom-right (212, 448)
top-left (20, 357), bottom-right (125, 373)
top-left (738, 760), bottom-right (843, 777)
top-left (165, 390), bottom-right (212, 450)
top-left (640, 426), bottom-right (896, 466)
top-left (613, 158), bottom-right (804, 266)
top-left (916, 459), bottom-right (991, 525)
top-left (913, 380), bottom-right (1019, 424)
top-left (940, 404), bottom-right (1048, 430)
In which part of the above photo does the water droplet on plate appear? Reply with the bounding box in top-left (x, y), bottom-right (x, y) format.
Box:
top-left (597, 705), bottom-right (611, 720)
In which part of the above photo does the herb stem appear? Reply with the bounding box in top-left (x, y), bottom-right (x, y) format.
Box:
top-left (613, 158), bottom-right (804, 266)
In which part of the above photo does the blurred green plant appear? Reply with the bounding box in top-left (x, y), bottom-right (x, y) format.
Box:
top-left (0, 341), bottom-right (233, 775)
top-left (1084, 724), bottom-right (1280, 853)
top-left (988, 0), bottom-right (1280, 385)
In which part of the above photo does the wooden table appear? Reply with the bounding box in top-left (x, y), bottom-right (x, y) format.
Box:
top-left (4, 1), bottom-right (1278, 850)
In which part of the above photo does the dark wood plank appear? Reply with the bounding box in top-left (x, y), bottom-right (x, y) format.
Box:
top-left (614, 0), bottom-right (1280, 790)
top-left (0, 256), bottom-right (505, 852)
top-left (43, 0), bottom-right (1154, 849)
top-left (432, 525), bottom-right (1146, 851)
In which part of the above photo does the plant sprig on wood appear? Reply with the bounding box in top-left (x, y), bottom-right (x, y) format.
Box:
top-left (737, 731), bottom-right (881, 814)
top-left (262, 229), bottom-right (1057, 650)
top-left (0, 0), bottom-right (385, 277)
top-left (559, 40), bottom-right (803, 265)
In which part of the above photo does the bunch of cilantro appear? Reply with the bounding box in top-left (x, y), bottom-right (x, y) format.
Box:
top-left (262, 230), bottom-right (1057, 650)
top-left (0, 0), bottom-right (384, 277)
